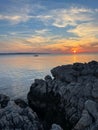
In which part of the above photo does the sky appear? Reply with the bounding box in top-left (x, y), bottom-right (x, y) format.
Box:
top-left (0, 0), bottom-right (98, 54)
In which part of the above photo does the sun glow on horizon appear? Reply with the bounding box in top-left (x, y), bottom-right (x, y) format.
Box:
top-left (73, 50), bottom-right (76, 54)
top-left (72, 49), bottom-right (77, 54)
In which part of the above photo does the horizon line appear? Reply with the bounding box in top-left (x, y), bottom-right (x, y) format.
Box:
top-left (0, 52), bottom-right (98, 55)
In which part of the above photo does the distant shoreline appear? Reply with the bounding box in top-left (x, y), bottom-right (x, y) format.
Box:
top-left (0, 52), bottom-right (51, 55)
top-left (0, 52), bottom-right (98, 56)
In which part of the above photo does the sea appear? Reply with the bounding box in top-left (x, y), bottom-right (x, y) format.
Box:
top-left (0, 53), bottom-right (98, 99)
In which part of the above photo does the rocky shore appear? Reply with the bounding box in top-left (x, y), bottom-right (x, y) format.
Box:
top-left (0, 61), bottom-right (98, 130)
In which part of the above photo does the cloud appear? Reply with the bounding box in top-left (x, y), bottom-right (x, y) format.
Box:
top-left (0, 4), bottom-right (98, 27)
top-left (0, 15), bottom-right (30, 24)
top-left (0, 34), bottom-right (8, 37)
top-left (0, 34), bottom-right (98, 53)
top-left (0, 1), bottom-right (45, 24)
top-left (35, 29), bottom-right (49, 35)
top-left (69, 7), bottom-right (93, 13)
top-left (51, 8), bottom-right (92, 28)
top-left (0, 2), bottom-right (98, 54)
top-left (0, 13), bottom-right (32, 25)
top-left (95, 9), bottom-right (98, 12)
top-left (0, 39), bottom-right (34, 53)
top-left (36, 7), bottom-right (97, 28)
top-left (24, 35), bottom-right (98, 53)
top-left (26, 36), bottom-right (50, 46)
top-left (67, 22), bottom-right (98, 38)
top-left (88, 42), bottom-right (98, 47)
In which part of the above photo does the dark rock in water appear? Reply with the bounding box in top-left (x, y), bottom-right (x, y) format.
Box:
top-left (0, 99), bottom-right (43, 130)
top-left (0, 94), bottom-right (10, 108)
top-left (27, 61), bottom-right (98, 130)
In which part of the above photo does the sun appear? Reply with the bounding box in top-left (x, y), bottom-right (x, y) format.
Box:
top-left (71, 48), bottom-right (78, 54)
top-left (73, 50), bottom-right (76, 54)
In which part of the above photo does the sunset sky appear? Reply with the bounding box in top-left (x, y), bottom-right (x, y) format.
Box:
top-left (0, 0), bottom-right (98, 53)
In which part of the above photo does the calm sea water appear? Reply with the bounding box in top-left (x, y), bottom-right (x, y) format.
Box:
top-left (0, 53), bottom-right (98, 99)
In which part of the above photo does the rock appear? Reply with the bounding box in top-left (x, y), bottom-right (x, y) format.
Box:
top-left (45, 75), bottom-right (52, 81)
top-left (88, 60), bottom-right (98, 67)
top-left (81, 64), bottom-right (92, 75)
top-left (28, 79), bottom-right (47, 112)
top-left (85, 100), bottom-right (98, 120)
top-left (28, 78), bottom-right (66, 130)
top-left (95, 68), bottom-right (98, 77)
top-left (83, 82), bottom-right (92, 98)
top-left (92, 79), bottom-right (98, 99)
top-left (0, 100), bottom-right (43, 130)
top-left (0, 94), bottom-right (10, 108)
top-left (51, 65), bottom-right (78, 83)
top-left (50, 124), bottom-right (63, 130)
top-left (74, 110), bottom-right (92, 130)
top-left (27, 61), bottom-right (98, 130)
top-left (72, 62), bottom-right (84, 71)
top-left (14, 99), bottom-right (28, 108)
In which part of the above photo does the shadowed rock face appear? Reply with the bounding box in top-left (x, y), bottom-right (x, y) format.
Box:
top-left (28, 61), bottom-right (98, 130)
top-left (28, 77), bottom-right (70, 130)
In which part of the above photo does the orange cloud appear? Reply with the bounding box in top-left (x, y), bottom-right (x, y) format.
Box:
top-left (0, 34), bottom-right (98, 54)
